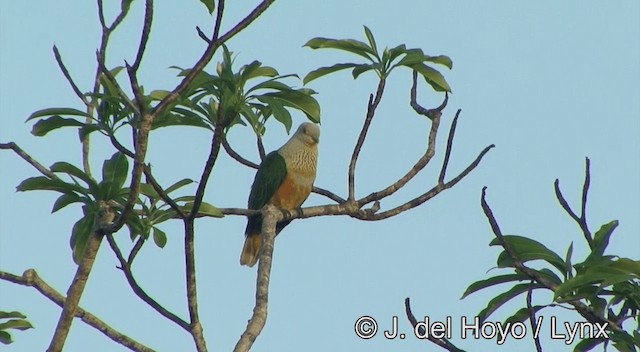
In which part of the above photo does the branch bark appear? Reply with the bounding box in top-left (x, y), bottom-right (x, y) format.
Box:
top-left (233, 205), bottom-right (281, 352)
top-left (46, 231), bottom-right (103, 352)
top-left (0, 270), bottom-right (154, 352)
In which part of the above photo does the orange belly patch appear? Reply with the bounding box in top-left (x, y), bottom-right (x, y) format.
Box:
top-left (270, 174), bottom-right (312, 210)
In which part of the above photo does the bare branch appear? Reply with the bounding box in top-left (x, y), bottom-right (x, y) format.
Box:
top-left (234, 205), bottom-right (282, 352)
top-left (404, 298), bottom-right (464, 352)
top-left (312, 186), bottom-right (346, 203)
top-left (127, 235), bottom-right (145, 265)
top-left (52, 45), bottom-right (89, 106)
top-left (348, 79), bottom-right (386, 200)
top-left (131, 0), bottom-right (153, 72)
top-left (212, 0), bottom-right (225, 41)
top-left (196, 26), bottom-right (211, 44)
top-left (256, 133), bottom-right (266, 160)
top-left (553, 158), bottom-right (593, 248)
top-left (47, 231), bottom-right (103, 352)
top-left (223, 136), bottom-right (259, 169)
top-left (106, 235), bottom-right (191, 331)
top-left (438, 109), bottom-right (460, 183)
top-left (357, 74), bottom-right (448, 207)
top-left (527, 282), bottom-right (543, 352)
top-left (360, 143), bottom-right (493, 220)
top-left (0, 142), bottom-right (60, 180)
top-left (0, 269), bottom-right (154, 352)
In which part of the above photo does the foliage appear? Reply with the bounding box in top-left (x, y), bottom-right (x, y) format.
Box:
top-left (463, 174), bottom-right (640, 351)
top-left (304, 25), bottom-right (452, 92)
top-left (0, 311), bottom-right (33, 345)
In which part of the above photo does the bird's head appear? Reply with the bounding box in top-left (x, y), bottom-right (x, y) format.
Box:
top-left (296, 122), bottom-right (320, 145)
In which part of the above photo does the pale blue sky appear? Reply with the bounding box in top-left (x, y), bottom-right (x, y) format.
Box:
top-left (1, 1), bottom-right (639, 351)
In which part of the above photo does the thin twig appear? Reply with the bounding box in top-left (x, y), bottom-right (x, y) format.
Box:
top-left (361, 143), bottom-right (494, 220)
top-left (527, 282), bottom-right (543, 352)
top-left (404, 298), bottom-right (464, 352)
top-left (106, 235), bottom-right (190, 330)
top-left (553, 158), bottom-right (593, 248)
top-left (233, 205), bottom-right (281, 352)
top-left (348, 79), bottom-right (386, 200)
top-left (438, 109), bottom-right (460, 183)
top-left (256, 133), bottom-right (266, 160)
top-left (0, 270), bottom-right (154, 352)
top-left (222, 137), bottom-right (259, 169)
top-left (131, 0), bottom-right (153, 72)
top-left (127, 235), bottom-right (146, 265)
top-left (211, 0), bottom-right (225, 41)
top-left (0, 142), bottom-right (59, 180)
top-left (52, 45), bottom-right (89, 106)
top-left (312, 186), bottom-right (346, 203)
top-left (357, 74), bottom-right (448, 207)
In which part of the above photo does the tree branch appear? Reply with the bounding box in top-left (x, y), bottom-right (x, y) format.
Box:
top-left (0, 269), bottom-right (154, 352)
top-left (404, 298), bottom-right (464, 352)
top-left (151, 0), bottom-right (276, 120)
top-left (553, 157), bottom-right (593, 248)
top-left (480, 187), bottom-right (621, 331)
top-left (47, 231), bottom-right (103, 352)
top-left (527, 282), bottom-right (543, 352)
top-left (105, 234), bottom-right (191, 331)
top-left (131, 0), bottom-right (153, 72)
top-left (233, 205), bottom-right (281, 352)
top-left (348, 79), bottom-right (386, 200)
top-left (0, 142), bottom-right (60, 180)
top-left (52, 45), bottom-right (89, 107)
top-left (357, 75), bottom-right (448, 207)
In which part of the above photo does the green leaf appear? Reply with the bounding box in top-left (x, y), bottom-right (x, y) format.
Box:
top-left (153, 227), bottom-right (168, 248)
top-left (199, 0), bottom-right (215, 14)
top-left (410, 63), bottom-right (452, 92)
top-left (16, 176), bottom-right (86, 195)
top-left (256, 96), bottom-right (293, 132)
top-left (573, 336), bottom-right (605, 351)
top-left (504, 305), bottom-right (547, 324)
top-left (590, 220), bottom-right (619, 257)
top-left (182, 201), bottom-right (224, 218)
top-left (491, 235), bottom-right (567, 275)
top-left (70, 215), bottom-right (94, 264)
top-left (31, 116), bottom-right (85, 136)
top-left (0, 312), bottom-right (26, 320)
top-left (262, 90), bottom-right (321, 123)
top-left (0, 330), bottom-right (12, 344)
top-left (352, 64), bottom-right (376, 79)
top-left (303, 63), bottom-right (361, 85)
top-left (102, 152), bottom-right (129, 191)
top-left (149, 90), bottom-right (171, 100)
top-left (52, 193), bottom-right (84, 213)
top-left (165, 178), bottom-right (195, 194)
top-left (152, 112), bottom-right (212, 130)
top-left (425, 55), bottom-right (454, 69)
top-left (461, 274), bottom-right (529, 299)
top-left (363, 26), bottom-right (378, 54)
top-left (137, 183), bottom-right (160, 199)
top-left (304, 37), bottom-right (376, 60)
top-left (565, 241), bottom-right (574, 279)
top-left (50, 162), bottom-right (98, 189)
top-left (477, 283), bottom-right (543, 323)
top-left (26, 107), bottom-right (92, 121)
top-left (555, 272), bottom-right (636, 300)
top-left (0, 320), bottom-right (33, 331)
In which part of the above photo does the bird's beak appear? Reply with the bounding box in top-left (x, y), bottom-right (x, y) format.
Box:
top-left (312, 136), bottom-right (319, 144)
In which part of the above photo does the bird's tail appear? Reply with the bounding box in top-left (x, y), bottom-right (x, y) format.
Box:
top-left (240, 234), bottom-right (261, 267)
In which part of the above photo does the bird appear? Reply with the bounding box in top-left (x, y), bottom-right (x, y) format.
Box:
top-left (240, 122), bottom-right (320, 267)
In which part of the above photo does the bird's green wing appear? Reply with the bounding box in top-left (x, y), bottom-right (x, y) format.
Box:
top-left (248, 151), bottom-right (287, 210)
